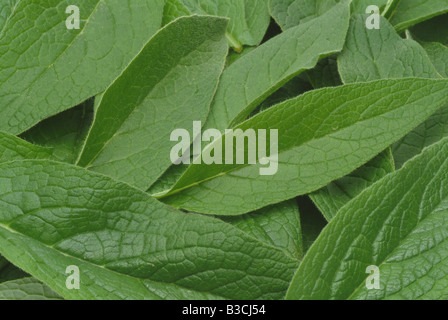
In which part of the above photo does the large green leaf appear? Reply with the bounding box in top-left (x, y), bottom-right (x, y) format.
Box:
top-left (21, 100), bottom-right (94, 164)
top-left (269, 0), bottom-right (389, 30)
top-left (0, 278), bottom-right (63, 300)
top-left (340, 14), bottom-right (447, 169)
top-left (164, 0), bottom-right (270, 51)
top-left (221, 200), bottom-right (303, 260)
top-left (0, 0), bottom-right (164, 134)
top-left (287, 137), bottom-right (448, 300)
top-left (310, 150), bottom-right (395, 221)
top-left (0, 160), bottom-right (297, 300)
top-left (391, 0), bottom-right (448, 32)
top-left (0, 0), bottom-right (18, 30)
top-left (204, 0), bottom-right (351, 131)
top-left (77, 16), bottom-right (229, 190)
top-left (310, 14), bottom-right (438, 220)
top-left (159, 78), bottom-right (448, 215)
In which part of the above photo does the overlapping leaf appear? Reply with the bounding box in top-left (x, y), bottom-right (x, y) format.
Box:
top-left (77, 16), bottom-right (229, 190)
top-left (204, 0), bottom-right (351, 131)
top-left (164, 0), bottom-right (270, 51)
top-left (287, 137), bottom-right (448, 300)
top-left (391, 0), bottom-right (448, 32)
top-left (0, 278), bottom-right (62, 300)
top-left (0, 0), bottom-right (164, 134)
top-left (159, 78), bottom-right (448, 215)
top-left (21, 100), bottom-right (94, 164)
top-left (0, 161), bottom-right (297, 300)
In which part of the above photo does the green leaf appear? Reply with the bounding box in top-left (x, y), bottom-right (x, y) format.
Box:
top-left (0, 0), bottom-right (164, 134)
top-left (21, 100), bottom-right (94, 164)
top-left (310, 14), bottom-right (437, 220)
top-left (420, 42), bottom-right (448, 78)
top-left (310, 150), bottom-right (395, 221)
top-left (77, 16), bottom-right (229, 190)
top-left (411, 14), bottom-right (448, 46)
top-left (391, 0), bottom-right (448, 32)
top-left (221, 200), bottom-right (303, 260)
top-left (0, 278), bottom-right (63, 300)
top-left (297, 196), bottom-right (327, 253)
top-left (205, 0), bottom-right (351, 131)
top-left (269, 0), bottom-right (341, 31)
top-left (0, 160), bottom-right (297, 300)
top-left (338, 13), bottom-right (448, 171)
top-left (268, 0), bottom-right (392, 31)
top-left (159, 78), bottom-right (448, 215)
top-left (351, 0), bottom-right (389, 14)
top-left (0, 0), bottom-right (18, 30)
top-left (286, 137), bottom-right (448, 300)
top-left (0, 132), bottom-right (52, 162)
top-left (164, 0), bottom-right (270, 51)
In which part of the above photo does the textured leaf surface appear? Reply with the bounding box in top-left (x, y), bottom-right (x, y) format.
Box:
top-left (0, 0), bottom-right (164, 134)
top-left (339, 13), bottom-right (448, 170)
top-left (221, 200), bottom-right (303, 260)
top-left (0, 132), bottom-right (52, 162)
top-left (310, 13), bottom-right (437, 220)
top-left (411, 14), bottom-right (448, 46)
top-left (205, 0), bottom-right (351, 131)
top-left (77, 16), bottom-right (228, 190)
top-left (269, 0), bottom-right (390, 30)
top-left (21, 100), bottom-right (94, 164)
top-left (160, 78), bottom-right (448, 215)
top-left (0, 160), bottom-right (297, 300)
top-left (0, 0), bottom-right (18, 30)
top-left (0, 278), bottom-right (63, 300)
top-left (421, 42), bottom-right (448, 78)
top-left (310, 150), bottom-right (395, 221)
top-left (164, 0), bottom-right (270, 50)
top-left (338, 15), bottom-right (439, 84)
top-left (0, 263), bottom-right (28, 284)
top-left (287, 137), bottom-right (448, 300)
top-left (306, 56), bottom-right (341, 89)
top-left (391, 0), bottom-right (448, 32)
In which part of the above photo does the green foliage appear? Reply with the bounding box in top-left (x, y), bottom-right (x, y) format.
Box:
top-left (1, 0), bottom-right (448, 300)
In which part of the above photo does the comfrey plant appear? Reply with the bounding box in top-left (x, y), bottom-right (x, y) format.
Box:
top-left (0, 0), bottom-right (448, 301)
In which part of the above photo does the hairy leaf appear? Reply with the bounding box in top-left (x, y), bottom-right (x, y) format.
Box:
top-left (0, 0), bottom-right (164, 134)
top-left (310, 150), bottom-right (395, 221)
top-left (0, 278), bottom-right (63, 300)
top-left (221, 200), bottom-right (303, 260)
top-left (0, 132), bottom-right (52, 162)
top-left (287, 137), bottom-right (448, 300)
top-left (77, 16), bottom-right (229, 190)
top-left (0, 160), bottom-right (297, 300)
top-left (391, 0), bottom-right (448, 32)
top-left (21, 100), bottom-right (94, 164)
